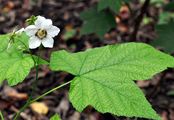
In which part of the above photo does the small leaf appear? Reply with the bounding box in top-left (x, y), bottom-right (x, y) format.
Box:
top-left (80, 6), bottom-right (116, 38)
top-left (151, 22), bottom-right (174, 53)
top-left (98, 0), bottom-right (122, 13)
top-left (158, 12), bottom-right (174, 24)
top-left (0, 51), bottom-right (47, 86)
top-left (50, 43), bottom-right (174, 119)
top-left (150, 0), bottom-right (164, 4)
top-left (123, 0), bottom-right (131, 3)
top-left (0, 33), bottom-right (48, 86)
top-left (167, 90), bottom-right (174, 96)
top-left (50, 114), bottom-right (61, 120)
top-left (63, 29), bottom-right (76, 41)
top-left (0, 32), bottom-right (29, 52)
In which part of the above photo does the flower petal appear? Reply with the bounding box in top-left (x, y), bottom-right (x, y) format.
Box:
top-left (25, 25), bottom-right (37, 36)
top-left (35, 16), bottom-right (52, 29)
top-left (47, 26), bottom-right (60, 37)
top-left (35, 16), bottom-right (46, 27)
top-left (29, 36), bottom-right (41, 49)
top-left (42, 19), bottom-right (52, 29)
top-left (41, 36), bottom-right (54, 48)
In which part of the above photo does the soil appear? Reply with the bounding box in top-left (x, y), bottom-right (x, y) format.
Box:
top-left (0, 0), bottom-right (174, 120)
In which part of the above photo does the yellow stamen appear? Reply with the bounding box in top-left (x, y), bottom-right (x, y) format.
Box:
top-left (36, 29), bottom-right (47, 39)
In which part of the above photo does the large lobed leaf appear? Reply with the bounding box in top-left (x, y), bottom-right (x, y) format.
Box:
top-left (80, 6), bottom-right (116, 38)
top-left (50, 43), bottom-right (174, 120)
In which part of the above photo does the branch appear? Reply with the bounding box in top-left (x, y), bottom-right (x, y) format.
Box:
top-left (129, 0), bottom-right (150, 41)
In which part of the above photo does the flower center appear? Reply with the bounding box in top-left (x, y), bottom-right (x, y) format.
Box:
top-left (36, 29), bottom-right (47, 39)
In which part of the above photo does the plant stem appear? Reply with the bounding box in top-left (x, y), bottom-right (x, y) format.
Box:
top-left (0, 111), bottom-right (4, 120)
top-left (30, 80), bottom-right (72, 103)
top-left (13, 78), bottom-right (72, 119)
top-left (13, 64), bottom-right (39, 120)
top-left (129, 0), bottom-right (150, 41)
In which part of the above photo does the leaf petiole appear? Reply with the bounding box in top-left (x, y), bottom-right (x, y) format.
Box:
top-left (30, 80), bottom-right (72, 103)
top-left (13, 79), bottom-right (72, 119)
top-left (0, 111), bottom-right (4, 120)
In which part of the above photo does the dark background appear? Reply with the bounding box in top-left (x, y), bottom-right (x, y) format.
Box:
top-left (0, 0), bottom-right (174, 120)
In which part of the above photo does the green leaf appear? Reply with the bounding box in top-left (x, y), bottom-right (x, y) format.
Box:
top-left (0, 51), bottom-right (48, 86)
top-left (98, 0), bottom-right (122, 13)
top-left (0, 34), bottom-right (10, 52)
top-left (0, 32), bottom-right (48, 86)
top-left (63, 29), bottom-right (76, 41)
top-left (141, 0), bottom-right (164, 4)
top-left (158, 12), bottom-right (174, 24)
top-left (50, 114), bottom-right (61, 120)
top-left (167, 90), bottom-right (174, 96)
top-left (0, 33), bottom-right (32, 86)
top-left (80, 6), bottom-right (116, 38)
top-left (50, 43), bottom-right (174, 120)
top-left (0, 50), bottom-right (34, 86)
top-left (33, 55), bottom-right (49, 65)
top-left (0, 49), bottom-right (47, 86)
top-left (13, 32), bottom-right (29, 51)
top-left (150, 0), bottom-right (164, 4)
top-left (151, 22), bottom-right (174, 53)
top-left (123, 0), bottom-right (131, 3)
top-left (0, 32), bottom-right (29, 53)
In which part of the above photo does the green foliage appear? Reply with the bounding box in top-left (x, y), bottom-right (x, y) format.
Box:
top-left (158, 12), bottom-right (174, 24)
top-left (0, 33), bottom-right (45, 86)
top-left (50, 114), bottom-right (61, 120)
top-left (50, 43), bottom-right (174, 119)
top-left (141, 0), bottom-right (164, 5)
top-left (151, 22), bottom-right (174, 53)
top-left (0, 50), bottom-right (34, 86)
top-left (164, 2), bottom-right (174, 11)
top-left (150, 0), bottom-right (164, 4)
top-left (0, 34), bottom-right (9, 52)
top-left (26, 15), bottom-right (38, 25)
top-left (167, 90), bottom-right (174, 96)
top-left (80, 0), bottom-right (131, 38)
top-left (80, 6), bottom-right (116, 38)
top-left (0, 32), bottom-right (29, 52)
top-left (13, 32), bottom-right (29, 51)
top-left (63, 29), bottom-right (76, 41)
top-left (98, 0), bottom-right (122, 13)
top-left (33, 55), bottom-right (49, 65)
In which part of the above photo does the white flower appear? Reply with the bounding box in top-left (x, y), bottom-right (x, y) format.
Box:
top-left (25, 16), bottom-right (60, 49)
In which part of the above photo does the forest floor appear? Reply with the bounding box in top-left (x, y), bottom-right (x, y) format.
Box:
top-left (0, 0), bottom-right (174, 120)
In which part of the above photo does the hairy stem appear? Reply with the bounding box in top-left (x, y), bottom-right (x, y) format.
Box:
top-left (30, 80), bottom-right (72, 103)
top-left (13, 80), bottom-right (72, 119)
top-left (129, 0), bottom-right (150, 41)
top-left (0, 111), bottom-right (4, 120)
top-left (13, 64), bottom-right (39, 120)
